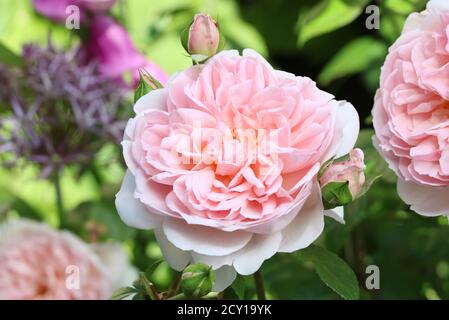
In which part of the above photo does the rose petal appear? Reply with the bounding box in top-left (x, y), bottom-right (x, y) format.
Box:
top-left (154, 228), bottom-right (190, 271)
top-left (325, 101), bottom-right (360, 160)
top-left (233, 232), bottom-right (282, 275)
top-left (134, 88), bottom-right (168, 114)
top-left (212, 265), bottom-right (237, 292)
top-left (115, 170), bottom-right (162, 229)
top-left (397, 178), bottom-right (449, 216)
top-left (278, 183), bottom-right (324, 252)
top-left (324, 206), bottom-right (345, 224)
top-left (162, 218), bottom-right (252, 256)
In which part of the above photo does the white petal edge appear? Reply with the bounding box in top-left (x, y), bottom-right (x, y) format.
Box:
top-left (115, 170), bottom-right (162, 229)
top-left (162, 218), bottom-right (252, 256)
top-left (428, 0), bottom-right (449, 12)
top-left (190, 232), bottom-right (282, 275)
top-left (134, 88), bottom-right (168, 114)
top-left (154, 228), bottom-right (190, 271)
top-left (397, 178), bottom-right (449, 217)
top-left (325, 101), bottom-right (360, 160)
top-left (402, 12), bottom-right (425, 34)
top-left (233, 232), bottom-right (282, 275)
top-left (278, 183), bottom-right (325, 253)
top-left (324, 206), bottom-right (345, 224)
top-left (212, 265), bottom-right (237, 292)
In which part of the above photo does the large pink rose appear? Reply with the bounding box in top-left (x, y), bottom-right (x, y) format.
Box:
top-left (0, 219), bottom-right (136, 300)
top-left (373, 0), bottom-right (449, 217)
top-left (116, 49), bottom-right (359, 289)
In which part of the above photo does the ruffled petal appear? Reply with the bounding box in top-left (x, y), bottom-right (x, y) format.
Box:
top-left (115, 170), bottom-right (162, 229)
top-left (278, 183), bottom-right (324, 253)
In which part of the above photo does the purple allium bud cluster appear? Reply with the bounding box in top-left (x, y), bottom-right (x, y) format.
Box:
top-left (0, 42), bottom-right (128, 177)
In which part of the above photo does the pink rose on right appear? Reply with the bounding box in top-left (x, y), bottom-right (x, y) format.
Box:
top-left (373, 0), bottom-right (449, 217)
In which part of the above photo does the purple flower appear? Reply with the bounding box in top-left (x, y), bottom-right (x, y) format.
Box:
top-left (33, 0), bottom-right (77, 22)
top-left (77, 0), bottom-right (118, 13)
top-left (0, 42), bottom-right (127, 177)
top-left (82, 16), bottom-right (168, 89)
top-left (32, 0), bottom-right (117, 22)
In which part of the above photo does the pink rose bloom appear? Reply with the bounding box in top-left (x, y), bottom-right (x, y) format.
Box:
top-left (33, 0), bottom-right (116, 21)
top-left (373, 0), bottom-right (449, 217)
top-left (116, 49), bottom-right (359, 289)
top-left (83, 16), bottom-right (168, 89)
top-left (320, 148), bottom-right (365, 199)
top-left (0, 219), bottom-right (136, 300)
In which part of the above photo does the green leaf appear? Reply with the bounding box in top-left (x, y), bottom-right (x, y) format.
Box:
top-left (322, 181), bottom-right (353, 210)
top-left (134, 72), bottom-right (152, 103)
top-left (10, 197), bottom-right (42, 221)
top-left (299, 245), bottom-right (360, 300)
top-left (318, 37), bottom-right (387, 85)
top-left (145, 259), bottom-right (164, 279)
top-left (214, 0), bottom-right (267, 56)
top-left (133, 69), bottom-right (163, 103)
top-left (297, 0), bottom-right (369, 46)
top-left (110, 287), bottom-right (138, 300)
top-left (0, 42), bottom-right (23, 67)
top-left (139, 272), bottom-right (160, 300)
top-left (230, 275), bottom-right (246, 299)
top-left (384, 0), bottom-right (424, 15)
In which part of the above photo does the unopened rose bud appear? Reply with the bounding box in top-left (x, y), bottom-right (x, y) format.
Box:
top-left (182, 13), bottom-right (221, 62)
top-left (320, 148), bottom-right (365, 209)
top-left (181, 263), bottom-right (215, 298)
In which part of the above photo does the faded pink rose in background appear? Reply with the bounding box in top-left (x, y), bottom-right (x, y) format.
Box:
top-left (320, 148), bottom-right (365, 199)
top-left (115, 49), bottom-right (359, 289)
top-left (373, 0), bottom-right (449, 217)
top-left (83, 16), bottom-right (168, 88)
top-left (0, 219), bottom-right (136, 300)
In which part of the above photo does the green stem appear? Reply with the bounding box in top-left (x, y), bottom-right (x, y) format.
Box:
top-left (54, 170), bottom-right (65, 229)
top-left (254, 270), bottom-right (266, 300)
top-left (167, 275), bottom-right (182, 298)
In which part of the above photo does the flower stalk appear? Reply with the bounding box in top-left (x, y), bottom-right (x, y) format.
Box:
top-left (254, 270), bottom-right (266, 300)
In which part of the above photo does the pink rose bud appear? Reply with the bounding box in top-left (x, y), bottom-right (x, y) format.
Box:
top-left (320, 148), bottom-right (366, 199)
top-left (183, 13), bottom-right (220, 61)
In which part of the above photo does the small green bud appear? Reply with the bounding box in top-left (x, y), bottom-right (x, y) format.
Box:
top-left (181, 263), bottom-right (215, 298)
top-left (134, 69), bottom-right (163, 103)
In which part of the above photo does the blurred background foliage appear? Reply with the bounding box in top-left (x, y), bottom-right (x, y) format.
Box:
top-left (2, 0), bottom-right (449, 300)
